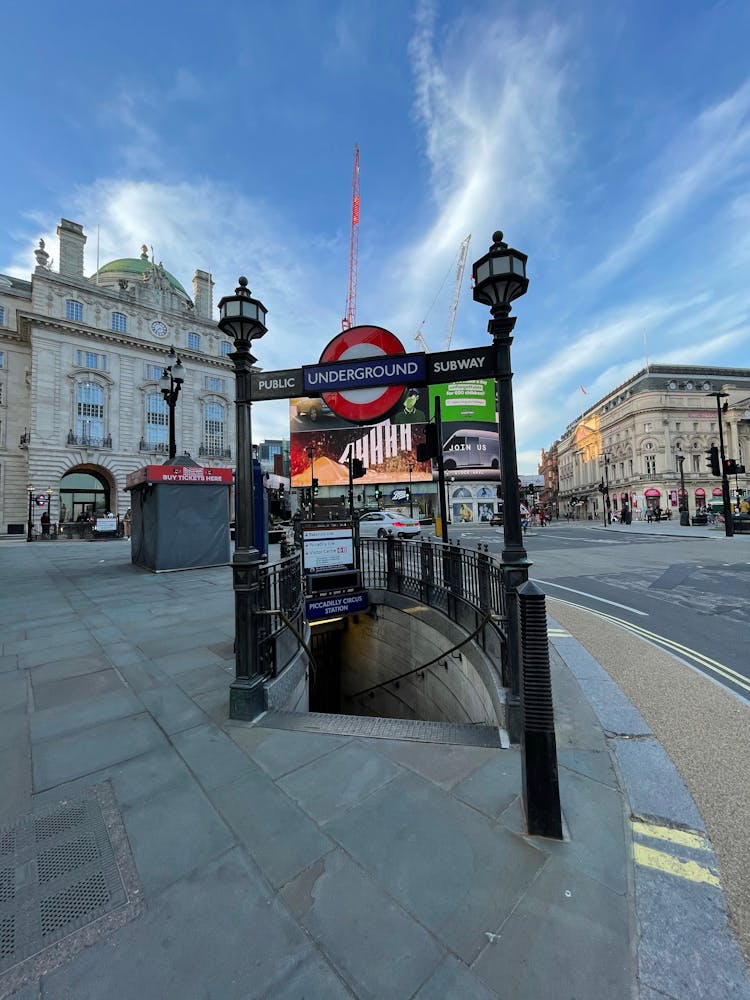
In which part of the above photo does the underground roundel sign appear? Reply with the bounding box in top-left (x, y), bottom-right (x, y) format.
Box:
top-left (318, 326), bottom-right (408, 424)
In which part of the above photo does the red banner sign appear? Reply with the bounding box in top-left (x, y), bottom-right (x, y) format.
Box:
top-left (126, 465), bottom-right (233, 488)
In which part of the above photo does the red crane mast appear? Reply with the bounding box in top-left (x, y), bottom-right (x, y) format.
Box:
top-left (342, 145), bottom-right (360, 331)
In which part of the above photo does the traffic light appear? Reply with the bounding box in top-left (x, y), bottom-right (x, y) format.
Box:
top-left (723, 458), bottom-right (738, 475)
top-left (351, 458), bottom-right (366, 479)
top-left (312, 478), bottom-right (319, 496)
top-left (416, 423), bottom-right (439, 463)
top-left (278, 483), bottom-right (285, 496)
top-left (496, 485), bottom-right (503, 499)
top-left (374, 487), bottom-right (381, 500)
top-left (598, 479), bottom-right (606, 494)
top-left (706, 445), bottom-right (720, 476)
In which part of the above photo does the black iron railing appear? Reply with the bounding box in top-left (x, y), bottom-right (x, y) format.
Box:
top-left (255, 551), bottom-right (305, 676)
top-left (358, 537), bottom-right (509, 682)
top-left (67, 432), bottom-right (112, 448)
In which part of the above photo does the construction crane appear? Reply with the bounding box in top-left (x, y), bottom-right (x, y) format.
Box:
top-left (342, 145), bottom-right (360, 331)
top-left (414, 234), bottom-right (471, 352)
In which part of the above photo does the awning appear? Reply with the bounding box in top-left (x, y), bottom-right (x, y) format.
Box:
top-left (695, 488), bottom-right (706, 496)
top-left (712, 486), bottom-right (723, 496)
top-left (644, 488), bottom-right (661, 497)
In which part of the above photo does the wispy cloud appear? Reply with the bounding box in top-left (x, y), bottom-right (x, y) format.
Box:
top-left (377, 2), bottom-right (573, 343)
top-left (591, 78), bottom-right (750, 286)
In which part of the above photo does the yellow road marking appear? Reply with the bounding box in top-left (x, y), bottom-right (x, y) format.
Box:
top-left (547, 597), bottom-right (750, 695)
top-left (634, 843), bottom-right (720, 887)
top-left (632, 820), bottom-right (710, 852)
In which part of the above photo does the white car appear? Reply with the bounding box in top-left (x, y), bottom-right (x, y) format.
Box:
top-left (357, 510), bottom-right (421, 539)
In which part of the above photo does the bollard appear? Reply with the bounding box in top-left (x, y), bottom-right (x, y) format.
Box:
top-left (517, 580), bottom-right (563, 839)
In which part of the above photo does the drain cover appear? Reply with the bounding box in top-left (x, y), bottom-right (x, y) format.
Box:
top-left (0, 782), bottom-right (141, 998)
top-left (258, 711), bottom-right (506, 747)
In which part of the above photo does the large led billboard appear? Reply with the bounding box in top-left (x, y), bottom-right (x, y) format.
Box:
top-left (290, 378), bottom-right (500, 487)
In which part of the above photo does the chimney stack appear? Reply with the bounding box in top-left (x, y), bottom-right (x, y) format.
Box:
top-left (192, 269), bottom-right (214, 320)
top-left (56, 220), bottom-right (87, 278)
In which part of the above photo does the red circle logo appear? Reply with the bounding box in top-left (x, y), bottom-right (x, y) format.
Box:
top-left (319, 326), bottom-right (407, 423)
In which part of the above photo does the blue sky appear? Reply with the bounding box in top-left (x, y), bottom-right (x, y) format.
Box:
top-left (3, 0), bottom-right (750, 472)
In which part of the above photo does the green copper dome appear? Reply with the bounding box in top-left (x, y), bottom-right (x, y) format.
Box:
top-left (90, 251), bottom-right (189, 297)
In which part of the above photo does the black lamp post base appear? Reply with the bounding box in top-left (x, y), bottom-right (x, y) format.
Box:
top-left (680, 510), bottom-right (690, 526)
top-left (229, 677), bottom-right (266, 721)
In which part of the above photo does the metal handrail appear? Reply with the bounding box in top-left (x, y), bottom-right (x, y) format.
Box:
top-left (255, 551), bottom-right (304, 676)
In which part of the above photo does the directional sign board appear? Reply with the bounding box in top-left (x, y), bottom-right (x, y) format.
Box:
top-left (305, 590), bottom-right (369, 623)
top-left (250, 346), bottom-right (497, 402)
top-left (301, 522), bottom-right (355, 573)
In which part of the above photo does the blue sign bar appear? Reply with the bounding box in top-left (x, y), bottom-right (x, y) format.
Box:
top-left (305, 590), bottom-right (369, 622)
top-left (303, 353), bottom-right (426, 394)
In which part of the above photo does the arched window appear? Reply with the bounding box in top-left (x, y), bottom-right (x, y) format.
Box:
top-left (76, 382), bottom-right (105, 444)
top-left (66, 300), bottom-right (83, 322)
top-left (203, 401), bottom-right (226, 456)
top-left (111, 311), bottom-right (127, 333)
top-left (145, 392), bottom-right (169, 451)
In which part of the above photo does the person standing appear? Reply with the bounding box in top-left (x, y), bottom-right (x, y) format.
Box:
top-left (123, 508), bottom-right (132, 538)
top-left (40, 510), bottom-right (50, 537)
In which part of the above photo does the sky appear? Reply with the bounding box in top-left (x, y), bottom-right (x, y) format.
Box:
top-left (3, 0), bottom-right (750, 473)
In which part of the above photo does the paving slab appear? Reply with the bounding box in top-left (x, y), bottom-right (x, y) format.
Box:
top-left (472, 857), bottom-right (632, 1000)
top-left (40, 848), bottom-right (342, 1000)
top-left (172, 723), bottom-right (255, 790)
top-left (325, 769), bottom-right (547, 963)
top-left (361, 736), bottom-right (499, 788)
top-left (451, 749), bottom-right (522, 819)
top-left (612, 737), bottom-right (706, 830)
top-left (211, 766), bottom-right (334, 889)
top-left (228, 724), bottom-right (352, 779)
top-left (281, 849), bottom-right (444, 1000)
top-left (30, 666), bottom-right (125, 711)
top-left (413, 955), bottom-right (498, 999)
top-left (32, 712), bottom-right (166, 791)
top-left (278, 741), bottom-right (403, 824)
top-left (139, 684), bottom-right (208, 734)
top-left (29, 689), bottom-right (144, 744)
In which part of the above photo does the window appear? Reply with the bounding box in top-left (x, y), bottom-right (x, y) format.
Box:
top-left (204, 401), bottom-right (225, 454)
top-left (629, 459), bottom-right (634, 476)
top-left (646, 456), bottom-right (656, 476)
top-left (675, 422), bottom-right (680, 431)
top-left (75, 350), bottom-right (107, 371)
top-left (111, 312), bottom-right (127, 333)
top-left (220, 341), bottom-right (232, 357)
top-left (0, 305), bottom-right (5, 325)
top-left (0, 384), bottom-right (3, 405)
top-left (0, 351), bottom-right (4, 369)
top-left (643, 422), bottom-right (652, 432)
top-left (692, 454), bottom-right (700, 473)
top-left (144, 363), bottom-right (163, 381)
top-left (693, 422), bottom-right (698, 431)
top-left (204, 376), bottom-right (227, 393)
top-left (188, 332), bottom-right (201, 350)
top-left (66, 300), bottom-right (83, 322)
top-left (76, 382), bottom-right (105, 443)
top-left (145, 392), bottom-right (169, 449)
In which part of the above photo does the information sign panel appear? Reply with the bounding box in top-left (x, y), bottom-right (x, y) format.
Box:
top-left (301, 523), bottom-right (355, 573)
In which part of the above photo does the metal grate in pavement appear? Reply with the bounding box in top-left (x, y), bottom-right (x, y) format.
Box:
top-left (0, 783), bottom-right (142, 1000)
top-left (257, 711), bottom-right (505, 747)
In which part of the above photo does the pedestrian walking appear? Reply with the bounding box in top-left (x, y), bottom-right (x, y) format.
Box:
top-left (123, 508), bottom-right (132, 539)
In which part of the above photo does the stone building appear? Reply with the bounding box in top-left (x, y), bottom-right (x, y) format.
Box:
top-left (546, 365), bottom-right (750, 520)
top-left (0, 219), bottom-right (236, 534)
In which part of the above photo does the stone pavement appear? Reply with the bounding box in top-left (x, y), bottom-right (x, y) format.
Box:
top-left (0, 540), bottom-right (748, 999)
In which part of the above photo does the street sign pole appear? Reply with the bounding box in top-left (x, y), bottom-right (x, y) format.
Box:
top-left (348, 453), bottom-right (355, 519)
top-left (434, 395), bottom-right (449, 545)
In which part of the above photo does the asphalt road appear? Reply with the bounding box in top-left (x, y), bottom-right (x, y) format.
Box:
top-left (431, 519), bottom-right (750, 703)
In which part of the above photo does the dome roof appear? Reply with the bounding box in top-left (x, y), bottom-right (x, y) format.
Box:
top-left (90, 248), bottom-right (189, 297)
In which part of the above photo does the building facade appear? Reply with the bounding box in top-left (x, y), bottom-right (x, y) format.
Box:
top-left (0, 219), bottom-right (237, 534)
top-left (547, 366), bottom-right (750, 521)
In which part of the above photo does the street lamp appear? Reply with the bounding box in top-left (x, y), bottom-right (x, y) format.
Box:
top-left (473, 230), bottom-right (562, 839)
top-left (408, 463), bottom-right (414, 518)
top-left (707, 391), bottom-right (733, 538)
top-left (675, 452), bottom-right (689, 526)
top-left (218, 276), bottom-right (268, 720)
top-left (306, 445), bottom-right (316, 519)
top-left (26, 484), bottom-right (34, 542)
top-left (159, 347), bottom-right (186, 461)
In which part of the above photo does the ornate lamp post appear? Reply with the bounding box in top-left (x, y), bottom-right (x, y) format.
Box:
top-left (408, 463), bottom-right (414, 518)
top-left (218, 276), bottom-right (268, 720)
top-left (46, 487), bottom-right (53, 537)
top-left (473, 230), bottom-right (562, 839)
top-left (159, 347), bottom-right (186, 461)
top-left (26, 484), bottom-right (34, 542)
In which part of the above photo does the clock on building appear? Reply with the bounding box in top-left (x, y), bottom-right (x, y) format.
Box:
top-left (151, 320), bottom-right (168, 337)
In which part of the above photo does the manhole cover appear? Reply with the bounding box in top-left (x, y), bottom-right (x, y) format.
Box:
top-left (0, 782), bottom-right (141, 999)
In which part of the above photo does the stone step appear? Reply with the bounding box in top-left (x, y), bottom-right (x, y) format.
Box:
top-left (255, 710), bottom-right (507, 748)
